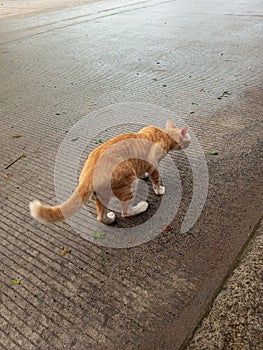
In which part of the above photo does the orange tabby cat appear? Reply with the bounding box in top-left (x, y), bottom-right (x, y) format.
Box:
top-left (29, 119), bottom-right (190, 225)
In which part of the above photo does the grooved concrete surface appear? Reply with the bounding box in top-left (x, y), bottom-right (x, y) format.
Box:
top-left (0, 1), bottom-right (262, 349)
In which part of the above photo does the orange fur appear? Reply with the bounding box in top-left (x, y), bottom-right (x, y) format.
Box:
top-left (29, 119), bottom-right (190, 225)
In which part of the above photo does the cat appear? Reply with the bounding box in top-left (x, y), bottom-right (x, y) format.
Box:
top-left (29, 119), bottom-right (190, 225)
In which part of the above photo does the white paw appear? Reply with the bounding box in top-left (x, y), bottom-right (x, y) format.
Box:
top-left (141, 172), bottom-right (149, 179)
top-left (122, 201), bottom-right (149, 217)
top-left (99, 211), bottom-right (116, 224)
top-left (106, 211), bottom-right (116, 223)
top-left (153, 185), bottom-right (165, 195)
top-left (135, 201), bottom-right (149, 213)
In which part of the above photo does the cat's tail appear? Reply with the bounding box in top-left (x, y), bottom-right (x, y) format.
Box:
top-left (29, 184), bottom-right (92, 224)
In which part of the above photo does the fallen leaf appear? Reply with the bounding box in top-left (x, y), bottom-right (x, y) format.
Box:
top-left (60, 247), bottom-right (69, 256)
top-left (4, 173), bottom-right (11, 179)
top-left (128, 235), bottom-right (136, 244)
top-left (21, 153), bottom-right (27, 159)
top-left (12, 279), bottom-right (20, 285)
top-left (192, 102), bottom-right (198, 106)
top-left (162, 225), bottom-right (173, 232)
top-left (93, 232), bottom-right (105, 239)
top-left (12, 134), bottom-right (23, 138)
top-left (217, 91), bottom-right (231, 100)
top-left (71, 137), bottom-right (79, 142)
top-left (95, 139), bottom-right (103, 145)
top-left (33, 149), bottom-right (41, 154)
top-left (208, 150), bottom-right (219, 155)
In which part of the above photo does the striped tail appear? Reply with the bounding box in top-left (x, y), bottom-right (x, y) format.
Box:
top-left (29, 185), bottom-right (91, 224)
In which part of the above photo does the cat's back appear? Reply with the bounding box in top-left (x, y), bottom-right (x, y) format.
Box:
top-left (79, 127), bottom-right (167, 184)
top-left (91, 127), bottom-right (166, 161)
top-left (79, 133), bottom-right (139, 181)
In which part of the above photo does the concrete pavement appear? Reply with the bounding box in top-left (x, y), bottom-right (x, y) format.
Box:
top-left (1, 0), bottom-right (262, 349)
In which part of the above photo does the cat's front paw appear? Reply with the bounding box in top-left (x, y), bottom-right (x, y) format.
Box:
top-left (153, 185), bottom-right (165, 195)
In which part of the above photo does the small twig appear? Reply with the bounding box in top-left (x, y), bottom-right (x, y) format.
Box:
top-left (4, 153), bottom-right (26, 170)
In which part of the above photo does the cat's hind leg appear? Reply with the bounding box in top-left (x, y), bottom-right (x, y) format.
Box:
top-left (95, 199), bottom-right (116, 225)
top-left (149, 168), bottom-right (165, 195)
top-left (121, 199), bottom-right (148, 218)
top-left (113, 168), bottom-right (148, 218)
top-left (115, 183), bottom-right (148, 217)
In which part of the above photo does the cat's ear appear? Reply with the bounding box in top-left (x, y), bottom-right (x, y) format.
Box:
top-left (181, 127), bottom-right (188, 137)
top-left (166, 119), bottom-right (176, 129)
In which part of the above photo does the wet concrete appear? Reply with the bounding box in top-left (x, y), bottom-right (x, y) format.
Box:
top-left (1, 0), bottom-right (262, 349)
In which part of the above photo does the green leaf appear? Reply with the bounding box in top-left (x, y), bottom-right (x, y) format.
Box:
top-left (93, 232), bottom-right (105, 239)
top-left (71, 137), bottom-right (79, 142)
top-left (208, 150), bottom-right (219, 155)
top-left (12, 279), bottom-right (20, 285)
top-left (191, 102), bottom-right (198, 105)
top-left (95, 139), bottom-right (103, 145)
top-left (21, 153), bottom-right (27, 159)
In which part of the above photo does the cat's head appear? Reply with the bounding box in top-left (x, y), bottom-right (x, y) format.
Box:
top-left (165, 119), bottom-right (191, 150)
